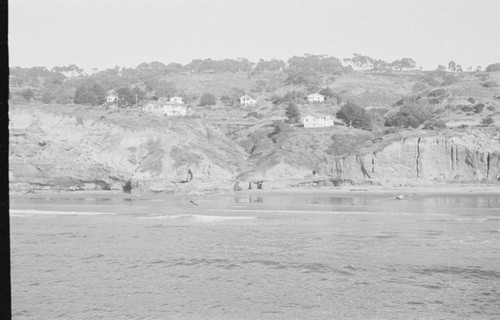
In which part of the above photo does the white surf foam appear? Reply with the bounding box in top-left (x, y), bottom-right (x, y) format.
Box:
top-left (10, 209), bottom-right (117, 216)
top-left (139, 214), bottom-right (192, 220)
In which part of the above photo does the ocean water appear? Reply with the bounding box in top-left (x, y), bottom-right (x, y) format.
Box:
top-left (10, 192), bottom-right (500, 320)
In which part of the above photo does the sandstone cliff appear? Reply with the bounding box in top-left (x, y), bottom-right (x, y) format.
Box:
top-left (9, 105), bottom-right (500, 193)
top-left (331, 130), bottom-right (500, 185)
top-left (9, 105), bottom-right (245, 193)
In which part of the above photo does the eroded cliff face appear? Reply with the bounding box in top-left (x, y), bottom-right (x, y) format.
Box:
top-left (331, 130), bottom-right (500, 185)
top-left (9, 105), bottom-right (500, 193)
top-left (9, 106), bottom-right (245, 193)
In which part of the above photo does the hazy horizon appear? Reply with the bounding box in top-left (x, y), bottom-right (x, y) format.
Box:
top-left (9, 0), bottom-right (500, 72)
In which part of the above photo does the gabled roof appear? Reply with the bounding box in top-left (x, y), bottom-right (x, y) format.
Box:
top-left (307, 93), bottom-right (325, 98)
top-left (301, 113), bottom-right (335, 120)
top-left (240, 94), bottom-right (255, 99)
top-left (143, 100), bottom-right (188, 107)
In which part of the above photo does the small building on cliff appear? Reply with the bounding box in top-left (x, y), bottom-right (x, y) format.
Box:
top-left (307, 93), bottom-right (325, 103)
top-left (142, 101), bottom-right (193, 116)
top-left (240, 95), bottom-right (257, 107)
top-left (105, 93), bottom-right (119, 103)
top-left (301, 114), bottom-right (335, 128)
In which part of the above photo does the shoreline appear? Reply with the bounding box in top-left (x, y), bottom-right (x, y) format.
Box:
top-left (9, 183), bottom-right (500, 199)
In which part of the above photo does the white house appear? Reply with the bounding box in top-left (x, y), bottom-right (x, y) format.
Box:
top-left (169, 96), bottom-right (184, 104)
top-left (302, 114), bottom-right (335, 128)
top-left (307, 93), bottom-right (325, 103)
top-left (240, 94), bottom-right (257, 107)
top-left (142, 101), bottom-right (192, 116)
top-left (106, 93), bottom-right (119, 103)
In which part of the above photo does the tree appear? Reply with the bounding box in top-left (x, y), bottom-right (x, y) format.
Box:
top-left (253, 58), bottom-right (285, 73)
top-left (485, 63), bottom-right (500, 72)
top-left (336, 101), bottom-right (372, 130)
top-left (146, 80), bottom-right (177, 98)
top-left (165, 62), bottom-right (184, 74)
top-left (52, 64), bottom-right (84, 77)
top-left (448, 61), bottom-right (456, 72)
top-left (435, 65), bottom-right (447, 78)
top-left (319, 87), bottom-right (334, 99)
top-left (285, 103), bottom-right (301, 124)
top-left (116, 87), bottom-right (136, 106)
top-left (132, 86), bottom-right (146, 104)
top-left (198, 93), bottom-right (216, 106)
top-left (392, 58), bottom-right (416, 71)
top-left (74, 81), bottom-right (105, 105)
top-left (41, 86), bottom-right (57, 104)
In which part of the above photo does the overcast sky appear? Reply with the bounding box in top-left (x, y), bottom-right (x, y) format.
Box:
top-left (9, 0), bottom-right (500, 71)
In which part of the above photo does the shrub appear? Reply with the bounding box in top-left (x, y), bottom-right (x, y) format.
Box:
top-left (271, 91), bottom-right (305, 105)
top-left (20, 89), bottom-right (35, 102)
top-left (336, 101), bottom-right (372, 130)
top-left (244, 112), bottom-right (264, 119)
top-left (383, 127), bottom-right (404, 135)
top-left (428, 97), bottom-right (443, 105)
top-left (319, 87), bottom-right (334, 98)
top-left (428, 88), bottom-right (447, 97)
top-left (485, 63), bottom-right (500, 72)
top-left (441, 74), bottom-right (458, 86)
top-left (487, 105), bottom-right (496, 111)
top-left (422, 75), bottom-right (440, 86)
top-left (461, 105), bottom-right (473, 112)
top-left (480, 80), bottom-right (499, 88)
top-left (385, 100), bottom-right (433, 128)
top-left (268, 121), bottom-right (292, 143)
top-left (9, 94), bottom-right (27, 104)
top-left (473, 103), bottom-right (485, 113)
top-left (412, 82), bottom-right (427, 92)
top-left (467, 97), bottom-right (476, 104)
top-left (475, 73), bottom-right (489, 78)
top-left (198, 92), bottom-right (216, 106)
top-left (481, 116), bottom-right (494, 125)
top-left (423, 119), bottom-right (446, 130)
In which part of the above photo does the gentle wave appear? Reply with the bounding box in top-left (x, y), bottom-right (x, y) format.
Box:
top-left (139, 214), bottom-right (256, 221)
top-left (191, 214), bottom-right (256, 222)
top-left (9, 209), bottom-right (117, 216)
top-left (414, 266), bottom-right (500, 280)
top-left (211, 209), bottom-right (443, 215)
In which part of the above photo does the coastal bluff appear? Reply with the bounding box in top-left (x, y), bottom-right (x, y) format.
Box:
top-left (332, 130), bottom-right (500, 185)
top-left (9, 105), bottom-right (500, 193)
top-left (9, 105), bottom-right (245, 193)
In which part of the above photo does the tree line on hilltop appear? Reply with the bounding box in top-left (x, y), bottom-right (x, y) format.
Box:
top-left (9, 54), bottom-right (420, 106)
top-left (9, 54), bottom-right (499, 108)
